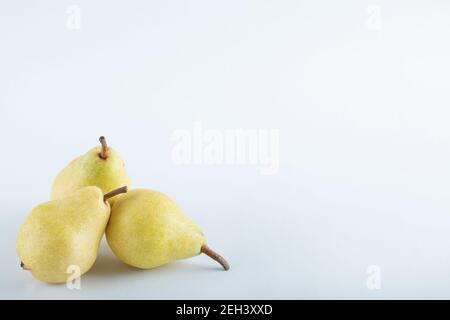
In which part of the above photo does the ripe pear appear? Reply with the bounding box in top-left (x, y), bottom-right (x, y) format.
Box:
top-left (17, 186), bottom-right (128, 283)
top-left (51, 136), bottom-right (131, 205)
top-left (106, 189), bottom-right (229, 271)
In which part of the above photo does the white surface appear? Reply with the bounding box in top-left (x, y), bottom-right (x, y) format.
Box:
top-left (2, 0), bottom-right (450, 299)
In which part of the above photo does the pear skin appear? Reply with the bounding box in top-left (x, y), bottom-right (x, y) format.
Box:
top-left (106, 189), bottom-right (229, 270)
top-left (51, 137), bottom-right (131, 205)
top-left (17, 186), bottom-right (127, 284)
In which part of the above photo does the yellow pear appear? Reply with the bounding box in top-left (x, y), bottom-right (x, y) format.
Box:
top-left (51, 136), bottom-right (131, 205)
top-left (106, 189), bottom-right (229, 271)
top-left (17, 186), bottom-right (128, 283)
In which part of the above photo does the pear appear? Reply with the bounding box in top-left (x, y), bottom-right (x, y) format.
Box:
top-left (17, 186), bottom-right (128, 283)
top-left (106, 189), bottom-right (229, 271)
top-left (51, 136), bottom-right (131, 205)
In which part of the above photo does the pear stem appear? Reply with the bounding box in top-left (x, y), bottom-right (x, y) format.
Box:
top-left (99, 136), bottom-right (108, 159)
top-left (201, 245), bottom-right (230, 271)
top-left (103, 186), bottom-right (128, 202)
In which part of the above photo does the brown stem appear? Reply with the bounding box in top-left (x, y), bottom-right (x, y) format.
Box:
top-left (103, 186), bottom-right (128, 202)
top-left (201, 245), bottom-right (230, 271)
top-left (99, 136), bottom-right (108, 159)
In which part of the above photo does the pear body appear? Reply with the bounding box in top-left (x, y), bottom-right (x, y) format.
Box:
top-left (106, 189), bottom-right (206, 269)
top-left (17, 186), bottom-right (110, 283)
top-left (51, 145), bottom-right (131, 205)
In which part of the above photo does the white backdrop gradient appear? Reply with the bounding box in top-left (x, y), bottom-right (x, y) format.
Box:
top-left (1, 1), bottom-right (450, 299)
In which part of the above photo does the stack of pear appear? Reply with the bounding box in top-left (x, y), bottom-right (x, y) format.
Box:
top-left (17, 136), bottom-right (229, 284)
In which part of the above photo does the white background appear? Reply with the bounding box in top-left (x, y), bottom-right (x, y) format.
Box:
top-left (1, 0), bottom-right (450, 299)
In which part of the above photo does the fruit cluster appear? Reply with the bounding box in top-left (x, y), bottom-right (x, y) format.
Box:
top-left (16, 137), bottom-right (229, 284)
